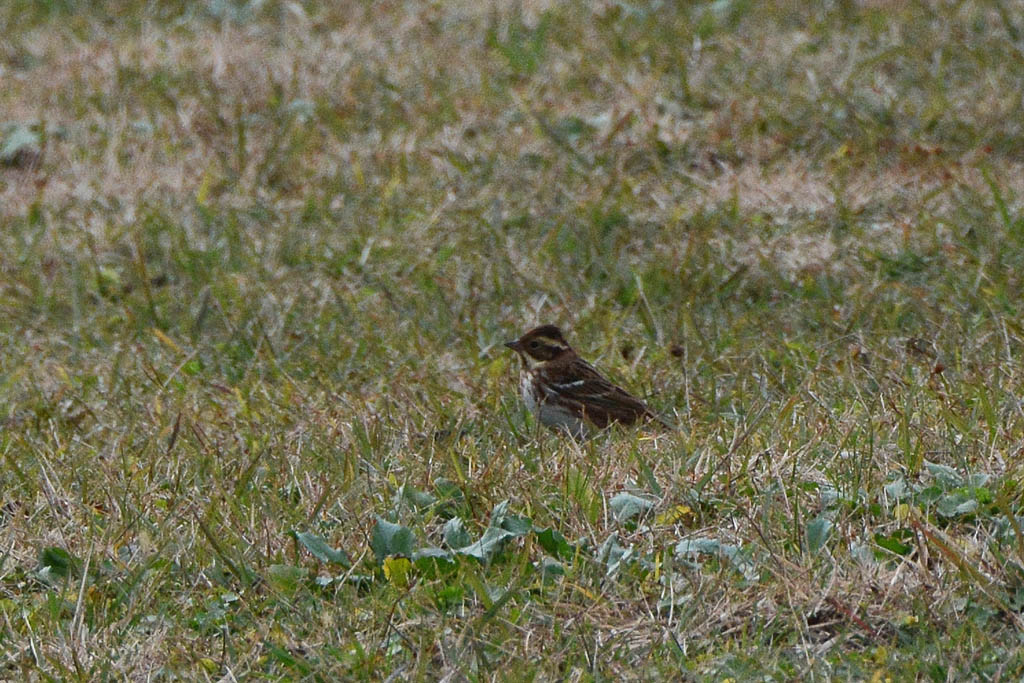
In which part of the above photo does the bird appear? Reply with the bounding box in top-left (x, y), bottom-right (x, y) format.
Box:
top-left (504, 324), bottom-right (668, 438)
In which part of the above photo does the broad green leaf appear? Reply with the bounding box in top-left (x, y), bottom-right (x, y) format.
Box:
top-left (412, 547), bottom-right (456, 573)
top-left (39, 547), bottom-right (80, 578)
top-left (431, 583), bottom-right (465, 610)
top-left (293, 531), bottom-right (352, 568)
top-left (498, 513), bottom-right (532, 535)
top-left (875, 531), bottom-right (913, 556)
top-left (535, 527), bottom-right (572, 559)
top-left (674, 537), bottom-right (721, 556)
top-left (850, 542), bottom-right (876, 565)
top-left (675, 537), bottom-right (756, 579)
top-left (819, 485), bottom-right (840, 507)
top-left (598, 534), bottom-right (631, 576)
top-left (925, 462), bottom-right (963, 488)
top-left (916, 485), bottom-right (944, 504)
top-left (937, 493), bottom-right (978, 518)
top-left (383, 556), bottom-right (412, 589)
top-left (443, 517), bottom-right (472, 549)
top-left (884, 478), bottom-right (910, 500)
top-left (485, 500), bottom-right (531, 536)
top-left (539, 557), bottom-right (565, 581)
top-left (0, 124), bottom-right (39, 163)
top-left (489, 500), bottom-right (511, 525)
top-left (610, 492), bottom-right (655, 523)
top-left (457, 526), bottom-right (515, 562)
top-left (656, 504), bottom-right (694, 526)
top-left (398, 484), bottom-right (437, 510)
top-left (806, 517), bottom-right (833, 554)
top-left (371, 517), bottom-right (415, 560)
top-left (967, 473), bottom-right (991, 488)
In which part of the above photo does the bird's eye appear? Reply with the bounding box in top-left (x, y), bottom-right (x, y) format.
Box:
top-left (529, 341), bottom-right (540, 349)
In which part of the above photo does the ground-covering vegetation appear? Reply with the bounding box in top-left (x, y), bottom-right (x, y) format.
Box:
top-left (3, 0), bottom-right (1024, 678)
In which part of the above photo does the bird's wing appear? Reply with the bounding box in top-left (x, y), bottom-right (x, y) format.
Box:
top-left (538, 359), bottom-right (655, 428)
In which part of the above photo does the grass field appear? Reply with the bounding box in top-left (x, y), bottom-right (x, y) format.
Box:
top-left (3, 0), bottom-right (1024, 679)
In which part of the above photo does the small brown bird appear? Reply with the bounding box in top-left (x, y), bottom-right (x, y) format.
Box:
top-left (505, 324), bottom-right (667, 438)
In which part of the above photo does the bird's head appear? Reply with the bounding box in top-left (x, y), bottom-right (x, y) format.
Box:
top-left (505, 324), bottom-right (573, 365)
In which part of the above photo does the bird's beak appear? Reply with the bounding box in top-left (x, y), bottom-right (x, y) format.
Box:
top-left (504, 340), bottom-right (519, 351)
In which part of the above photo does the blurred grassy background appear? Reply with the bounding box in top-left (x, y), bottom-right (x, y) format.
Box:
top-left (3, 0), bottom-right (1024, 678)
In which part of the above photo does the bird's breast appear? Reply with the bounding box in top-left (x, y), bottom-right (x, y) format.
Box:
top-left (522, 368), bottom-right (587, 438)
top-left (520, 372), bottom-right (539, 413)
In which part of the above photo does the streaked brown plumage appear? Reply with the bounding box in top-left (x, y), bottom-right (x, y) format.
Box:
top-left (505, 324), bottom-right (667, 438)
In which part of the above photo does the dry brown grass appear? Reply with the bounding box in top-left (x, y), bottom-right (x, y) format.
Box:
top-left (3, 0), bottom-right (1024, 679)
